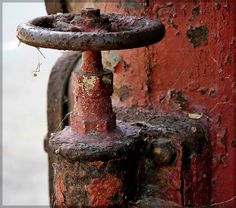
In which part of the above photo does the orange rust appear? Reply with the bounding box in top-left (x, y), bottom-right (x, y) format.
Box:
top-left (81, 51), bottom-right (103, 73)
top-left (90, 161), bottom-right (104, 169)
top-left (86, 175), bottom-right (122, 207)
top-left (54, 174), bottom-right (67, 207)
top-left (70, 58), bottom-right (116, 134)
top-left (69, 2), bottom-right (235, 204)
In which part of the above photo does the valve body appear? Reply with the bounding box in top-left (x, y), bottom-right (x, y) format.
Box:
top-left (48, 48), bottom-right (141, 207)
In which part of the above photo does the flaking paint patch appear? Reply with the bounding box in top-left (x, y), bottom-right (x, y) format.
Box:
top-left (192, 6), bottom-right (200, 16)
top-left (83, 76), bottom-right (97, 91)
top-left (55, 174), bottom-right (66, 207)
top-left (186, 25), bottom-right (208, 48)
top-left (115, 85), bottom-right (130, 101)
top-left (102, 51), bottom-right (123, 71)
top-left (86, 175), bottom-right (122, 207)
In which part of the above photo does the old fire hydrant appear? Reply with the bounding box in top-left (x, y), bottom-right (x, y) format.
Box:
top-left (17, 8), bottom-right (165, 207)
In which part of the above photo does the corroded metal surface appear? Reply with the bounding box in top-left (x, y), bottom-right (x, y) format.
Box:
top-left (45, 49), bottom-right (211, 207)
top-left (19, 7), bottom-right (166, 207)
top-left (42, 1), bottom-right (236, 206)
top-left (70, 50), bottom-right (116, 134)
top-left (114, 106), bottom-right (211, 207)
top-left (49, 122), bottom-right (141, 161)
top-left (66, 2), bottom-right (235, 205)
top-left (47, 105), bottom-right (210, 207)
top-left (73, 2), bottom-right (235, 206)
top-left (16, 13), bottom-right (165, 51)
top-left (45, 48), bottom-right (211, 206)
top-left (49, 121), bottom-right (141, 207)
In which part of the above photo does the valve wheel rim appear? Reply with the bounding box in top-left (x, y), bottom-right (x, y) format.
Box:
top-left (16, 13), bottom-right (165, 51)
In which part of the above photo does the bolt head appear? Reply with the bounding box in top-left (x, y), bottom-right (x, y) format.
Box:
top-left (149, 138), bottom-right (179, 166)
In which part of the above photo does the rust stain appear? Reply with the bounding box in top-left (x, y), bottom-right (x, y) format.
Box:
top-left (90, 160), bottom-right (104, 169)
top-left (54, 174), bottom-right (67, 207)
top-left (86, 175), bottom-right (122, 207)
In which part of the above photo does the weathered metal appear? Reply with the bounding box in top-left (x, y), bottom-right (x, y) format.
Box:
top-left (16, 12), bottom-right (165, 51)
top-left (17, 8), bottom-right (165, 207)
top-left (44, 51), bottom-right (212, 206)
top-left (49, 121), bottom-right (142, 207)
top-left (62, 2), bottom-right (236, 206)
top-left (70, 51), bottom-right (116, 134)
top-left (114, 107), bottom-right (211, 207)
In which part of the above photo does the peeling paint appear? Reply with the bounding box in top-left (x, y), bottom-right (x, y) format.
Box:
top-left (83, 76), bottom-right (97, 91)
top-left (115, 85), bottom-right (130, 101)
top-left (192, 6), bottom-right (200, 16)
top-left (86, 175), bottom-right (122, 207)
top-left (161, 90), bottom-right (188, 110)
top-left (187, 25), bottom-right (208, 48)
top-left (102, 51), bottom-right (123, 71)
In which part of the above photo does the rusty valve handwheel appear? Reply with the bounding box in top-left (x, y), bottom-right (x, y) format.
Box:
top-left (16, 8), bottom-right (165, 51)
top-left (16, 8), bottom-right (165, 207)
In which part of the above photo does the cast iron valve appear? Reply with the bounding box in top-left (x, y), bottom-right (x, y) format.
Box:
top-left (16, 8), bottom-right (165, 207)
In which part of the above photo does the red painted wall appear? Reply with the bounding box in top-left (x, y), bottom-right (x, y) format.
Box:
top-left (69, 0), bottom-right (236, 206)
